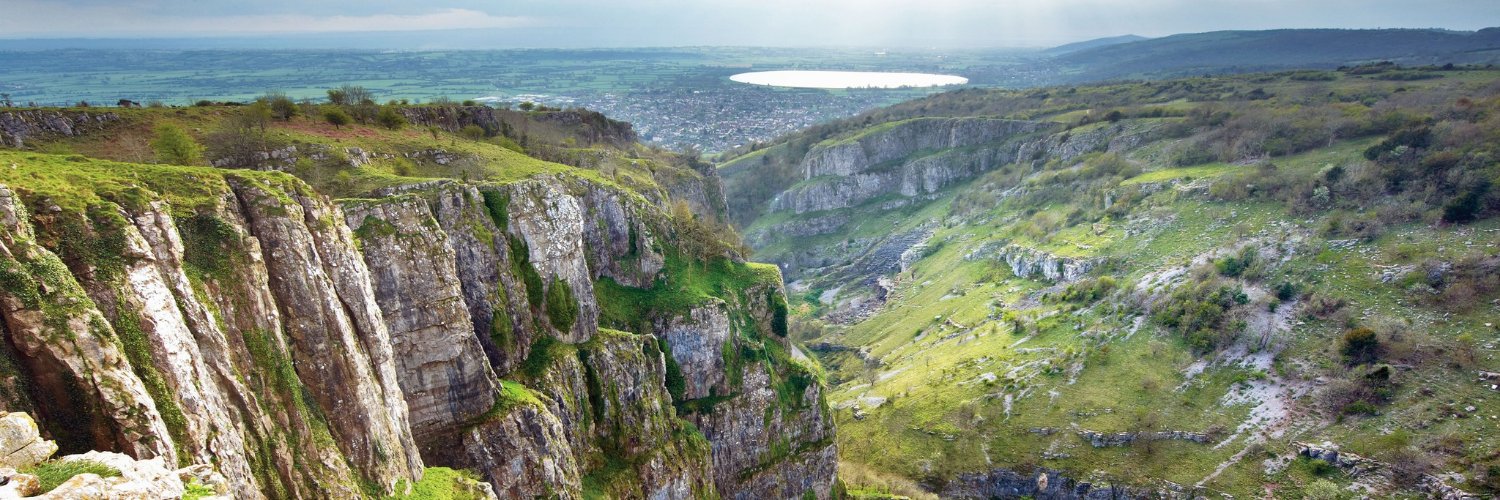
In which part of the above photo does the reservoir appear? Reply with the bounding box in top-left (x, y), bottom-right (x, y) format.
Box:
top-left (729, 70), bottom-right (968, 89)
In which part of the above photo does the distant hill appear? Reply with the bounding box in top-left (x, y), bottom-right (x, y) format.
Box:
top-left (1041, 34), bottom-right (1149, 56)
top-left (1053, 27), bottom-right (1500, 81)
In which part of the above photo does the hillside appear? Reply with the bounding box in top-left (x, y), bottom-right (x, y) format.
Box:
top-left (719, 65), bottom-right (1500, 498)
top-left (1051, 27), bottom-right (1500, 81)
top-left (1040, 35), bottom-right (1150, 56)
top-left (0, 100), bottom-right (834, 498)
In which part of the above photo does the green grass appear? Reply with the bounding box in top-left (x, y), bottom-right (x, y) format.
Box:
top-left (24, 459), bottom-right (121, 494)
top-left (386, 467), bottom-right (491, 500)
top-left (1120, 163), bottom-right (1238, 185)
top-left (183, 480), bottom-right (217, 500)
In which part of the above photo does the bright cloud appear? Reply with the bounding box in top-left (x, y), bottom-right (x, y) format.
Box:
top-left (0, 6), bottom-right (540, 36)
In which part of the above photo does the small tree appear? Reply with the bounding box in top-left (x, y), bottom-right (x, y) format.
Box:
top-left (322, 106), bottom-right (352, 129)
top-left (240, 100), bottom-right (273, 133)
top-left (340, 85), bottom-right (374, 106)
top-left (150, 124), bottom-right (203, 165)
top-left (261, 92), bottom-right (299, 121)
top-left (326, 88), bottom-right (347, 105)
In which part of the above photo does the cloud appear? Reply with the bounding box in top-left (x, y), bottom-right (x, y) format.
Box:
top-left (2, 0), bottom-right (1497, 45)
top-left (0, 6), bottom-right (541, 37)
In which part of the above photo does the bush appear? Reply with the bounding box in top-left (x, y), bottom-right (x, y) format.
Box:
top-left (1340, 327), bottom-right (1379, 364)
top-left (1152, 276), bottom-right (1248, 352)
top-left (1342, 400), bottom-right (1378, 415)
top-left (150, 123), bottom-right (202, 165)
top-left (376, 105), bottom-right (407, 130)
top-left (322, 106), bottom-right (352, 129)
top-left (1173, 141), bottom-right (1219, 166)
top-left (459, 124), bottom-right (487, 140)
top-left (1442, 181), bottom-right (1488, 223)
top-left (261, 92), bottom-right (299, 121)
top-left (520, 335), bottom-right (557, 379)
top-left (1302, 479), bottom-right (1345, 500)
top-left (544, 278), bottom-right (579, 331)
top-left (1274, 281), bottom-right (1300, 301)
top-left (1215, 246), bottom-right (1259, 279)
top-left (1051, 276), bottom-right (1118, 303)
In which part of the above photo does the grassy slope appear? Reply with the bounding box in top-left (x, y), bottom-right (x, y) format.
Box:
top-left (753, 69), bottom-right (1500, 497)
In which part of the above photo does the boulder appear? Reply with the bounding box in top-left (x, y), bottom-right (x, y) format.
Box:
top-left (0, 412), bottom-right (56, 469)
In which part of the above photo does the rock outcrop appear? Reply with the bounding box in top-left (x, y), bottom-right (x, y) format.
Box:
top-left (967, 242), bottom-right (1099, 282)
top-left (0, 411), bottom-right (232, 499)
top-left (0, 110), bottom-right (121, 148)
top-left (770, 118), bottom-right (1050, 214)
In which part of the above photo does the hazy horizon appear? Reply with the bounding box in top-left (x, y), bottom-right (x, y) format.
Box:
top-left (5, 0), bottom-right (1499, 49)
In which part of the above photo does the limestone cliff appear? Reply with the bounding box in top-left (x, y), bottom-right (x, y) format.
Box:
top-left (769, 117), bottom-right (1050, 215)
top-left (0, 110), bottom-right (121, 148)
top-left (0, 150), bottom-right (836, 499)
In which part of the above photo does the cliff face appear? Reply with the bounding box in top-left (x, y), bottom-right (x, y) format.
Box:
top-left (0, 151), bottom-right (835, 499)
top-left (0, 162), bottom-right (420, 498)
top-left (768, 118), bottom-right (1050, 215)
top-left (0, 110), bottom-right (122, 148)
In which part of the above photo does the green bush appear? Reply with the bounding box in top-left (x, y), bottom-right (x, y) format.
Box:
top-left (545, 278), bottom-right (579, 331)
top-left (1341, 400), bottom-right (1378, 416)
top-left (1341, 327), bottom-right (1379, 364)
top-left (1152, 277), bottom-right (1248, 352)
top-left (376, 105), bottom-right (407, 130)
top-left (769, 290), bottom-right (789, 336)
top-left (507, 236), bottom-right (545, 308)
top-left (1442, 182), bottom-right (1488, 223)
top-left (658, 338), bottom-right (687, 401)
top-left (1274, 281), bottom-right (1300, 301)
top-left (1215, 246), bottom-right (1258, 278)
top-left (459, 124), bottom-right (487, 140)
top-left (322, 106), bottom-right (352, 129)
top-left (1051, 276), bottom-right (1118, 303)
top-left (520, 335), bottom-right (557, 379)
top-left (150, 123), bottom-right (202, 165)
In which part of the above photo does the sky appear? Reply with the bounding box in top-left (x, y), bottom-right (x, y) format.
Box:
top-left (3, 0), bottom-right (1499, 48)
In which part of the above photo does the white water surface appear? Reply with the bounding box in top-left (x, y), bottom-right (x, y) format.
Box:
top-left (729, 70), bottom-right (968, 89)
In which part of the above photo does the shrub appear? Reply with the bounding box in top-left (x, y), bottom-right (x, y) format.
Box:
top-left (1340, 327), bottom-right (1379, 364)
top-left (377, 105), bottom-right (407, 130)
top-left (520, 335), bottom-right (557, 379)
top-left (1214, 246), bottom-right (1259, 279)
top-left (1052, 276), bottom-right (1118, 303)
top-left (1342, 400), bottom-right (1378, 415)
top-left (545, 278), bottom-right (579, 331)
top-left (1152, 276), bottom-right (1248, 352)
top-left (1274, 281), bottom-right (1299, 301)
top-left (1174, 141), bottom-right (1219, 166)
top-left (150, 123), bottom-right (202, 165)
top-left (459, 124), bottom-right (487, 140)
top-left (322, 106), bottom-right (352, 129)
top-left (261, 92), bottom-right (298, 121)
top-left (1302, 479), bottom-right (1344, 500)
top-left (1442, 182), bottom-right (1488, 223)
